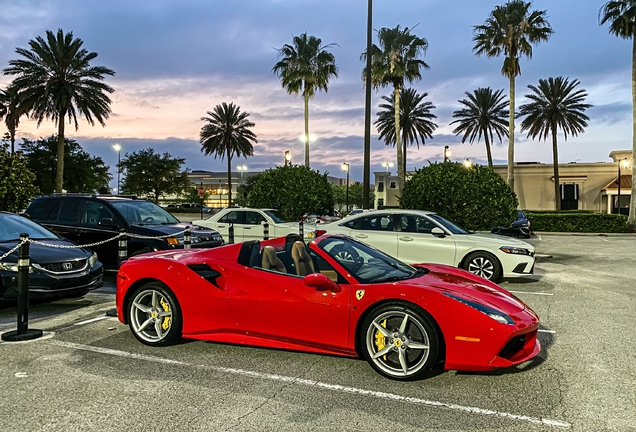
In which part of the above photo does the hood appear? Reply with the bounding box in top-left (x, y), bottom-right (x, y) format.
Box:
top-left (463, 233), bottom-right (534, 250)
top-left (129, 223), bottom-right (218, 237)
top-left (0, 239), bottom-right (92, 265)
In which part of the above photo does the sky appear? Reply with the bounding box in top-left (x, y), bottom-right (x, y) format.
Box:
top-left (0, 0), bottom-right (632, 188)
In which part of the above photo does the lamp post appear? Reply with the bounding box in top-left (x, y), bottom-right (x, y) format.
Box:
top-left (382, 162), bottom-right (394, 174)
top-left (237, 165), bottom-right (247, 184)
top-left (617, 158), bottom-right (628, 214)
top-left (341, 162), bottom-right (350, 212)
top-left (284, 151), bottom-right (292, 166)
top-left (363, 0), bottom-right (373, 209)
top-left (112, 144), bottom-right (121, 194)
top-left (443, 146), bottom-right (451, 163)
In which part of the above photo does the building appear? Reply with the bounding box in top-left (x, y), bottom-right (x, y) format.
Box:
top-left (374, 150), bottom-right (633, 213)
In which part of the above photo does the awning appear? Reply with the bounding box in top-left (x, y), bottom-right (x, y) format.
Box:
top-left (602, 175), bottom-right (632, 191)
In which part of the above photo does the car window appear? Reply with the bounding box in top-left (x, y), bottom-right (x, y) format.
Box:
top-left (263, 210), bottom-right (287, 223)
top-left (399, 215), bottom-right (438, 234)
top-left (244, 211), bottom-right (265, 225)
top-left (428, 214), bottom-right (468, 235)
top-left (219, 211), bottom-right (243, 224)
top-left (82, 201), bottom-right (114, 226)
top-left (26, 199), bottom-right (59, 221)
top-left (307, 248), bottom-right (347, 284)
top-left (0, 214), bottom-right (58, 242)
top-left (58, 200), bottom-right (81, 223)
top-left (110, 200), bottom-right (179, 225)
top-left (352, 214), bottom-right (394, 231)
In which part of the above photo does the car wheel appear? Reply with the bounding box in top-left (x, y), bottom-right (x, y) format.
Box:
top-left (360, 302), bottom-right (438, 381)
top-left (463, 252), bottom-right (501, 282)
top-left (128, 283), bottom-right (182, 346)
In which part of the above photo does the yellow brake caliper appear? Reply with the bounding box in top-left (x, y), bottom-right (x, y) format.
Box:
top-left (160, 297), bottom-right (171, 331)
top-left (375, 319), bottom-right (388, 360)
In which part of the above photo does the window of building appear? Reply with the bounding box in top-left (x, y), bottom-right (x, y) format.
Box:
top-left (377, 198), bottom-right (384, 207)
top-left (560, 184), bottom-right (579, 210)
top-left (389, 181), bottom-right (397, 189)
top-left (377, 182), bottom-right (384, 193)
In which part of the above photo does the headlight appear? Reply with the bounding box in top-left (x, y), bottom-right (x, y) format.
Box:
top-left (443, 293), bottom-right (515, 325)
top-left (0, 262), bottom-right (33, 273)
top-left (89, 252), bottom-right (99, 266)
top-left (500, 246), bottom-right (531, 255)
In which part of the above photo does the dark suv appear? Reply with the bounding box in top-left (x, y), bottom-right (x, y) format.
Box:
top-left (25, 195), bottom-right (223, 267)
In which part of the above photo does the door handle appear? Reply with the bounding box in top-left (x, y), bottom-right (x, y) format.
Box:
top-left (217, 225), bottom-right (226, 228)
top-left (355, 234), bottom-right (368, 239)
top-left (399, 236), bottom-right (413, 242)
top-left (244, 227), bottom-right (252, 230)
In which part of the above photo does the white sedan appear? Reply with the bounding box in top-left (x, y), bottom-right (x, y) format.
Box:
top-left (311, 209), bottom-right (535, 282)
top-left (192, 208), bottom-right (311, 242)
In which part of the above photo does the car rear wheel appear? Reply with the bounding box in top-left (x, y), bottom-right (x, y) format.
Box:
top-left (463, 252), bottom-right (501, 282)
top-left (360, 302), bottom-right (438, 381)
top-left (128, 283), bottom-right (182, 346)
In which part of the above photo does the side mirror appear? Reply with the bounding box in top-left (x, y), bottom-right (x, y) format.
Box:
top-left (98, 218), bottom-right (117, 228)
top-left (431, 227), bottom-right (446, 237)
top-left (303, 273), bottom-right (341, 293)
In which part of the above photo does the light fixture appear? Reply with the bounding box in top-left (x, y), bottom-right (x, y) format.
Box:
top-left (381, 162), bottom-right (394, 174)
top-left (464, 158), bottom-right (472, 168)
top-left (112, 144), bottom-right (122, 195)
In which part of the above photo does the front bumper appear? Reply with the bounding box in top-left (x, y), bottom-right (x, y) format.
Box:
top-left (501, 253), bottom-right (536, 278)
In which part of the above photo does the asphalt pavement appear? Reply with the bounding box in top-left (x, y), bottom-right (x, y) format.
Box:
top-left (0, 235), bottom-right (634, 431)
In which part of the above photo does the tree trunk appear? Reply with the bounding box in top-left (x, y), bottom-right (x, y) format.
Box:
top-left (227, 148), bottom-right (233, 207)
top-left (628, 36), bottom-right (636, 231)
top-left (9, 125), bottom-right (15, 154)
top-left (55, 116), bottom-right (65, 193)
top-left (552, 124), bottom-right (561, 211)
top-left (507, 73), bottom-right (515, 191)
top-left (394, 85), bottom-right (404, 191)
top-left (304, 91), bottom-right (310, 168)
top-left (484, 127), bottom-right (493, 168)
top-left (403, 135), bottom-right (407, 174)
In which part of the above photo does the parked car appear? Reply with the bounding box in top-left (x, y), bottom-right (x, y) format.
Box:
top-left (193, 208), bottom-right (313, 242)
top-left (116, 234), bottom-right (540, 380)
top-left (512, 210), bottom-right (531, 229)
top-left (310, 209), bottom-right (535, 282)
top-left (491, 210), bottom-right (532, 239)
top-left (25, 195), bottom-right (223, 268)
top-left (0, 212), bottom-right (103, 300)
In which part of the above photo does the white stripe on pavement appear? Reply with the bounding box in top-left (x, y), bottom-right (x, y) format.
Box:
top-left (74, 316), bottom-right (110, 326)
top-left (509, 290), bottom-right (554, 296)
top-left (538, 329), bottom-right (556, 334)
top-left (48, 340), bottom-right (571, 428)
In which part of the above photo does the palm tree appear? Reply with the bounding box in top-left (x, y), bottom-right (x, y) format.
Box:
top-left (200, 102), bottom-right (257, 207)
top-left (450, 87), bottom-right (509, 168)
top-left (375, 87), bottom-right (437, 170)
top-left (600, 1), bottom-right (636, 229)
top-left (0, 85), bottom-right (28, 153)
top-left (519, 77), bottom-right (592, 211)
top-left (473, 1), bottom-right (553, 189)
top-left (363, 25), bottom-right (429, 190)
top-left (273, 33), bottom-right (338, 168)
top-left (3, 29), bottom-right (115, 192)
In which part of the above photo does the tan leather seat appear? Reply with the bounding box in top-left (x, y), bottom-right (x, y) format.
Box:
top-left (261, 246), bottom-right (286, 273)
top-left (291, 241), bottom-right (315, 276)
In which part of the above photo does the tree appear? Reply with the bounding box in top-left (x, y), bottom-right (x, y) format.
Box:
top-left (450, 87), bottom-right (509, 168)
top-left (3, 28), bottom-right (115, 193)
top-left (375, 87), bottom-right (437, 171)
top-left (0, 85), bottom-right (28, 154)
top-left (363, 25), bottom-right (430, 190)
top-left (20, 136), bottom-right (111, 195)
top-left (519, 77), bottom-right (592, 211)
top-left (119, 148), bottom-right (191, 203)
top-left (332, 182), bottom-right (375, 211)
top-left (200, 102), bottom-right (257, 207)
top-left (600, 0), bottom-right (636, 229)
top-left (246, 165), bottom-right (334, 221)
top-left (400, 162), bottom-right (518, 231)
top-left (0, 142), bottom-right (39, 212)
top-left (473, 1), bottom-right (553, 189)
top-left (273, 33), bottom-right (338, 168)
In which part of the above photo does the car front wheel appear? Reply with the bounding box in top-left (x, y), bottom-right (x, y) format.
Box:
top-left (463, 252), bottom-right (502, 282)
top-left (128, 283), bottom-right (182, 346)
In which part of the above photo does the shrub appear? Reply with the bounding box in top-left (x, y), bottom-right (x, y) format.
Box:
top-left (0, 144), bottom-right (40, 213)
top-left (526, 212), bottom-right (627, 233)
top-left (246, 165), bottom-right (334, 221)
top-left (399, 162), bottom-right (518, 230)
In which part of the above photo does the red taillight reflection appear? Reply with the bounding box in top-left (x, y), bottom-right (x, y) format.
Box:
top-left (315, 229), bottom-right (327, 237)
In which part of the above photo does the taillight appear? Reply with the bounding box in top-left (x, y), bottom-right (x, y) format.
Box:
top-left (315, 229), bottom-right (327, 237)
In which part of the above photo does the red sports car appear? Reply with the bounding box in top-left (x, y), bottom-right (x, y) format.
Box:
top-left (116, 234), bottom-right (540, 380)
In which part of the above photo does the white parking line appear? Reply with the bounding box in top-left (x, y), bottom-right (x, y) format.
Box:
top-left (598, 237), bottom-right (610, 242)
top-left (508, 290), bottom-right (554, 296)
top-left (48, 340), bottom-right (571, 428)
top-left (538, 329), bottom-right (556, 334)
top-left (74, 316), bottom-right (110, 326)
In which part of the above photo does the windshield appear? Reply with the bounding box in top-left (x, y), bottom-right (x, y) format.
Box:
top-left (0, 214), bottom-right (58, 242)
top-left (263, 210), bottom-right (288, 224)
top-left (428, 214), bottom-right (469, 235)
top-left (111, 200), bottom-right (180, 225)
top-left (318, 236), bottom-right (425, 284)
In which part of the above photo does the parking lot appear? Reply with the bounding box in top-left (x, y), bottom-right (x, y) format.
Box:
top-left (1, 234), bottom-right (634, 431)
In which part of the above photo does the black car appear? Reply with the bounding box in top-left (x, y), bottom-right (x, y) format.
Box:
top-left (512, 210), bottom-right (531, 229)
top-left (25, 195), bottom-right (224, 268)
top-left (491, 210), bottom-right (532, 238)
top-left (0, 212), bottom-right (103, 300)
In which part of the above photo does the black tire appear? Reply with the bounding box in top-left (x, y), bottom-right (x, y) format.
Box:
top-left (360, 302), bottom-right (439, 381)
top-left (462, 251), bottom-right (502, 282)
top-left (127, 282), bottom-right (182, 346)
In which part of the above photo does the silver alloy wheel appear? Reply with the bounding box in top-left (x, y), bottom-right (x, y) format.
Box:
top-left (130, 289), bottom-right (173, 343)
top-left (467, 256), bottom-right (495, 280)
top-left (365, 311), bottom-right (430, 378)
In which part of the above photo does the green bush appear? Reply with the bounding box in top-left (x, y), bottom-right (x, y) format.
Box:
top-left (526, 212), bottom-right (627, 233)
top-left (399, 162), bottom-right (518, 231)
top-left (0, 144), bottom-right (40, 213)
top-left (246, 165), bottom-right (334, 221)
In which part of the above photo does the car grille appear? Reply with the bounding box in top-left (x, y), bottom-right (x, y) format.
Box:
top-left (42, 260), bottom-right (87, 273)
top-left (498, 335), bottom-right (526, 359)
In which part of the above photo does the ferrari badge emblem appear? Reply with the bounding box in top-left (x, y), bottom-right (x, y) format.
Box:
top-left (355, 290), bottom-right (365, 300)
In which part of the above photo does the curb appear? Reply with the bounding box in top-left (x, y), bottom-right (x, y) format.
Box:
top-left (531, 231), bottom-right (636, 237)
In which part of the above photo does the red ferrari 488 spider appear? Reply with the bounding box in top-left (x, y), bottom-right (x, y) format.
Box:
top-left (116, 234), bottom-right (540, 380)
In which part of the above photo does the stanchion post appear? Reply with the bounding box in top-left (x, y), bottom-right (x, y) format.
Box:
top-left (299, 220), bottom-right (304, 239)
top-left (1, 233), bottom-right (43, 342)
top-left (263, 222), bottom-right (269, 240)
top-left (118, 229), bottom-right (128, 268)
top-left (228, 222), bottom-right (235, 244)
top-left (184, 226), bottom-right (191, 249)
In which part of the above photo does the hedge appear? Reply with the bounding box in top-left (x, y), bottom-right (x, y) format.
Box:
top-left (526, 212), bottom-right (628, 233)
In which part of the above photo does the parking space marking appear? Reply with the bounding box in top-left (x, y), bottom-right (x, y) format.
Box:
top-left (49, 340), bottom-right (571, 428)
top-left (538, 329), bottom-right (556, 334)
top-left (598, 237), bottom-right (610, 242)
top-left (74, 316), bottom-right (110, 326)
top-left (508, 290), bottom-right (554, 296)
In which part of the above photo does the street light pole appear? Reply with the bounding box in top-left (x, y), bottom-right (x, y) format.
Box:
top-left (342, 162), bottom-right (350, 212)
top-left (112, 144), bottom-right (121, 194)
top-left (617, 158), bottom-right (627, 214)
top-left (362, 0), bottom-right (373, 209)
top-left (443, 146), bottom-right (450, 163)
top-left (284, 151), bottom-right (291, 166)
